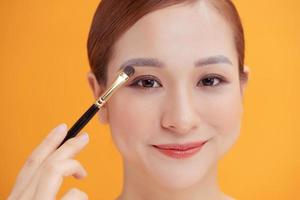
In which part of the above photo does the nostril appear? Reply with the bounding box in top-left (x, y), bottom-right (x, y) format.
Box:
top-left (166, 125), bottom-right (195, 135)
top-left (161, 109), bottom-right (200, 134)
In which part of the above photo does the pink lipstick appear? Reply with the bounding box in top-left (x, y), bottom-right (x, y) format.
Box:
top-left (152, 141), bottom-right (208, 159)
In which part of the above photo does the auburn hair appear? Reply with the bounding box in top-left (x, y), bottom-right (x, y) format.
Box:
top-left (87, 0), bottom-right (245, 86)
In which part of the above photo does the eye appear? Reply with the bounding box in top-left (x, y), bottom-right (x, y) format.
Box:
top-left (129, 75), bottom-right (162, 89)
top-left (198, 74), bottom-right (225, 87)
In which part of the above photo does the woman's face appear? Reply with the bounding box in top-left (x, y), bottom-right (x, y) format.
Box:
top-left (89, 1), bottom-right (248, 189)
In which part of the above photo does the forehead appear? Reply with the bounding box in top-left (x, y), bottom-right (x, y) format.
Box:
top-left (110, 1), bottom-right (237, 73)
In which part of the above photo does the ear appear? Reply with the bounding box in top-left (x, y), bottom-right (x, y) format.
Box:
top-left (240, 65), bottom-right (250, 97)
top-left (87, 71), bottom-right (109, 124)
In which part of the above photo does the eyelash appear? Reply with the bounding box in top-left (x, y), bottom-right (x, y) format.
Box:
top-left (129, 74), bottom-right (227, 90)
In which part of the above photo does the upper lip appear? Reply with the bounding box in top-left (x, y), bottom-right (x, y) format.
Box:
top-left (152, 141), bottom-right (207, 151)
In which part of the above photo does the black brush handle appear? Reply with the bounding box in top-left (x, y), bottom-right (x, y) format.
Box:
top-left (57, 104), bottom-right (99, 148)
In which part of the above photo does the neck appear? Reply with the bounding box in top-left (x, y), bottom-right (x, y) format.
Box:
top-left (117, 162), bottom-right (227, 200)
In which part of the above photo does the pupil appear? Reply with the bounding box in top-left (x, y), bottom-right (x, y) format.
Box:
top-left (143, 79), bottom-right (154, 87)
top-left (203, 78), bottom-right (214, 86)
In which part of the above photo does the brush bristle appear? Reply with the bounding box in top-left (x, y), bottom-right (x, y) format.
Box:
top-left (123, 65), bottom-right (135, 77)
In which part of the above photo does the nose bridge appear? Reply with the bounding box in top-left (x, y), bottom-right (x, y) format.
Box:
top-left (161, 84), bottom-right (199, 134)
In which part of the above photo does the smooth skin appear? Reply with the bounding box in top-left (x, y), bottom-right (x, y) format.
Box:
top-left (7, 124), bottom-right (89, 200)
top-left (8, 1), bottom-right (249, 200)
top-left (88, 1), bottom-right (249, 200)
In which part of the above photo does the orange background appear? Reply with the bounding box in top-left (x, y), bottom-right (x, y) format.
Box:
top-left (0, 0), bottom-right (299, 199)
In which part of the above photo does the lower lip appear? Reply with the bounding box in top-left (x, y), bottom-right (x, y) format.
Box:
top-left (153, 142), bottom-right (207, 159)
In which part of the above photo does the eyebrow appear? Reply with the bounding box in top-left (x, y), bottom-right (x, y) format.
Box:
top-left (119, 55), bottom-right (232, 70)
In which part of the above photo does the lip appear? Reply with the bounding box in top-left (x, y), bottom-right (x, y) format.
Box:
top-left (152, 141), bottom-right (208, 159)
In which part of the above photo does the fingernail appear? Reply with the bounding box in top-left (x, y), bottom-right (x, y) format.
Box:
top-left (57, 123), bottom-right (67, 131)
top-left (50, 123), bottom-right (67, 138)
top-left (79, 133), bottom-right (89, 142)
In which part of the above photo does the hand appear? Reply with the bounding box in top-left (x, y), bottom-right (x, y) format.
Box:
top-left (7, 123), bottom-right (89, 200)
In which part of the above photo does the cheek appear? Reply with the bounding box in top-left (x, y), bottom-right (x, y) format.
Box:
top-left (106, 92), bottom-right (159, 162)
top-left (209, 93), bottom-right (242, 131)
top-left (201, 84), bottom-right (243, 128)
top-left (201, 87), bottom-right (243, 156)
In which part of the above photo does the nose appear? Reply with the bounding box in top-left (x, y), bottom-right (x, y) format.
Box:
top-left (161, 89), bottom-right (200, 135)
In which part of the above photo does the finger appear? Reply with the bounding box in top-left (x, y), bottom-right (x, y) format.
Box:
top-left (14, 169), bottom-right (42, 200)
top-left (50, 133), bottom-right (89, 161)
top-left (9, 123), bottom-right (68, 198)
top-left (33, 159), bottom-right (87, 200)
top-left (61, 188), bottom-right (88, 200)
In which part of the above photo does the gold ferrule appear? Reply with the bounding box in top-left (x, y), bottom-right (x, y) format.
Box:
top-left (95, 72), bottom-right (129, 108)
top-left (95, 97), bottom-right (104, 107)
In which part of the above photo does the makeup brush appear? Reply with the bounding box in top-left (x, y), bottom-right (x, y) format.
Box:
top-left (57, 66), bottom-right (135, 148)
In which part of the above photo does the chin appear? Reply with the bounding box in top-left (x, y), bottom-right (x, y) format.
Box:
top-left (156, 172), bottom-right (208, 190)
top-left (142, 141), bottom-right (218, 190)
top-left (142, 143), bottom-right (219, 190)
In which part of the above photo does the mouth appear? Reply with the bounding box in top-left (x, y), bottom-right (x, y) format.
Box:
top-left (152, 141), bottom-right (208, 159)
